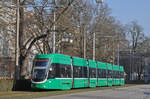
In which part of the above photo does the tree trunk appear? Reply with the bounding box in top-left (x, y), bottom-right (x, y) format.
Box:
top-left (19, 3), bottom-right (25, 79)
top-left (19, 54), bottom-right (26, 79)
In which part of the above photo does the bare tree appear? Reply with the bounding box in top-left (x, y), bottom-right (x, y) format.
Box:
top-left (12, 0), bottom-right (75, 78)
top-left (1, 0), bottom-right (134, 79)
top-left (126, 20), bottom-right (145, 80)
top-left (61, 0), bottom-right (94, 57)
top-left (89, 3), bottom-right (128, 63)
top-left (127, 21), bottom-right (144, 51)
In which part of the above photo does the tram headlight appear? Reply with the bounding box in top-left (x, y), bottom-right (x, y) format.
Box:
top-left (49, 68), bottom-right (52, 71)
top-left (43, 85), bottom-right (46, 88)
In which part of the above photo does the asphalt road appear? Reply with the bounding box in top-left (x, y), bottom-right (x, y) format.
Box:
top-left (35, 85), bottom-right (150, 99)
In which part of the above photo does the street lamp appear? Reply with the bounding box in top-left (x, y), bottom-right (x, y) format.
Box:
top-left (53, 0), bottom-right (56, 53)
top-left (93, 0), bottom-right (104, 60)
top-left (52, 0), bottom-right (66, 54)
top-left (15, 0), bottom-right (20, 80)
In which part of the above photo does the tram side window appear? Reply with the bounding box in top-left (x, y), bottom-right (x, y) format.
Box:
top-left (120, 71), bottom-right (122, 78)
top-left (73, 66), bottom-right (81, 78)
top-left (117, 71), bottom-right (119, 78)
top-left (66, 65), bottom-right (71, 78)
top-left (118, 71), bottom-right (120, 78)
top-left (119, 71), bottom-right (121, 78)
top-left (101, 69), bottom-right (103, 78)
top-left (89, 68), bottom-right (96, 78)
top-left (97, 69), bottom-right (101, 78)
top-left (80, 67), bottom-right (83, 78)
top-left (99, 69), bottom-right (102, 78)
top-left (60, 64), bottom-right (71, 78)
top-left (105, 69), bottom-right (107, 78)
top-left (115, 71), bottom-right (117, 78)
top-left (113, 70), bottom-right (116, 78)
top-left (107, 70), bottom-right (112, 78)
top-left (102, 69), bottom-right (106, 78)
top-left (96, 69), bottom-right (106, 78)
top-left (112, 70), bottom-right (114, 78)
top-left (48, 63), bottom-right (71, 78)
top-left (120, 72), bottom-right (124, 78)
top-left (83, 67), bottom-right (88, 78)
top-left (73, 66), bottom-right (88, 78)
top-left (114, 71), bottom-right (117, 78)
top-left (100, 69), bottom-right (105, 78)
top-left (122, 72), bottom-right (124, 78)
top-left (116, 71), bottom-right (118, 78)
top-left (48, 63), bottom-right (57, 78)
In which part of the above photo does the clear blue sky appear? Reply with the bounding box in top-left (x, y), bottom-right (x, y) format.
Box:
top-left (104, 0), bottom-right (150, 37)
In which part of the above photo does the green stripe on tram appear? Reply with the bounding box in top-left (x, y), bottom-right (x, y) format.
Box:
top-left (36, 53), bottom-right (71, 65)
top-left (72, 57), bottom-right (87, 67)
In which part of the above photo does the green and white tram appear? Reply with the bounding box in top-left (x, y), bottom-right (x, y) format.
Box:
top-left (112, 65), bottom-right (120, 86)
top-left (120, 66), bottom-right (125, 85)
top-left (97, 62), bottom-right (107, 86)
top-left (72, 56), bottom-right (88, 88)
top-left (31, 53), bottom-right (125, 90)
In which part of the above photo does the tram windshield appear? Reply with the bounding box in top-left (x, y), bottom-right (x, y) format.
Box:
top-left (32, 68), bottom-right (47, 82)
top-left (34, 59), bottom-right (49, 67)
top-left (31, 59), bottom-right (51, 82)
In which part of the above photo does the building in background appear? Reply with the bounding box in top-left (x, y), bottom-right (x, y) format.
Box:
top-left (0, 0), bottom-right (16, 57)
top-left (119, 51), bottom-right (145, 81)
top-left (144, 57), bottom-right (150, 83)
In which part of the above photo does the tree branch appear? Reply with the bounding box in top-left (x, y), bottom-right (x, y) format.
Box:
top-left (24, 0), bottom-right (75, 57)
top-left (25, 33), bottom-right (47, 57)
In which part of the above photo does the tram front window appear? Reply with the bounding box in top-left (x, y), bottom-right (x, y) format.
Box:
top-left (31, 59), bottom-right (51, 82)
top-left (32, 69), bottom-right (47, 82)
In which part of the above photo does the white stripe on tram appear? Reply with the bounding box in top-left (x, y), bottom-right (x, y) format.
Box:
top-left (55, 78), bottom-right (92, 79)
top-left (56, 78), bottom-right (109, 79)
top-left (74, 78), bottom-right (88, 79)
top-left (89, 78), bottom-right (97, 79)
top-left (55, 78), bottom-right (72, 79)
top-left (97, 78), bottom-right (107, 80)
